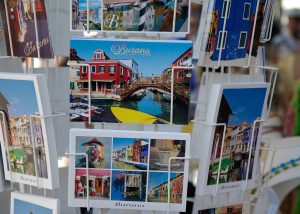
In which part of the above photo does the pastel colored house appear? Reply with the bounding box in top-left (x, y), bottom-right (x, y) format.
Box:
top-left (163, 48), bottom-right (192, 86)
top-left (148, 174), bottom-right (184, 203)
top-left (133, 139), bottom-right (141, 162)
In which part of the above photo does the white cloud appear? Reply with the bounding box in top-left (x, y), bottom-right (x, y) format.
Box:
top-left (233, 106), bottom-right (245, 114)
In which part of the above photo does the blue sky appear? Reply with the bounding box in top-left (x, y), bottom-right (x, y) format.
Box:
top-left (148, 172), bottom-right (178, 192)
top-left (71, 39), bottom-right (192, 77)
top-left (0, 79), bottom-right (38, 116)
top-left (113, 138), bottom-right (148, 151)
top-left (14, 199), bottom-right (52, 214)
top-left (76, 136), bottom-right (112, 168)
top-left (223, 88), bottom-right (267, 126)
top-left (79, 0), bottom-right (102, 10)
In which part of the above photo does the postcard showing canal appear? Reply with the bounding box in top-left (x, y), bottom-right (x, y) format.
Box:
top-left (0, 73), bottom-right (58, 189)
top-left (68, 129), bottom-right (190, 211)
top-left (71, 0), bottom-right (190, 33)
top-left (69, 38), bottom-right (193, 125)
top-left (196, 83), bottom-right (270, 195)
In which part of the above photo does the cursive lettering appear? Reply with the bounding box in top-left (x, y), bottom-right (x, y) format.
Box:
top-left (115, 202), bottom-right (145, 208)
top-left (111, 43), bottom-right (151, 56)
top-left (24, 37), bottom-right (50, 56)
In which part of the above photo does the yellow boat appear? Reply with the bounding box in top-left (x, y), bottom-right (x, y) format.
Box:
top-left (111, 107), bottom-right (169, 124)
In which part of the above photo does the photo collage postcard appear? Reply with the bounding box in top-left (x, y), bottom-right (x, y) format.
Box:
top-left (71, 0), bottom-right (190, 33)
top-left (69, 38), bottom-right (193, 125)
top-left (68, 129), bottom-right (190, 211)
top-left (196, 0), bottom-right (267, 67)
top-left (0, 0), bottom-right (53, 58)
top-left (11, 192), bottom-right (59, 214)
top-left (0, 73), bottom-right (58, 189)
top-left (196, 83), bottom-right (270, 195)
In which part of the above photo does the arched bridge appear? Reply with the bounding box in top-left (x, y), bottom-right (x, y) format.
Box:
top-left (118, 77), bottom-right (190, 105)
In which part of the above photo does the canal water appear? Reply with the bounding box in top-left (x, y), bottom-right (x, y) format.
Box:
top-left (91, 89), bottom-right (189, 124)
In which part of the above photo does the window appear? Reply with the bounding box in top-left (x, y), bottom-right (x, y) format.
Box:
top-left (128, 71), bottom-right (131, 78)
top-left (106, 83), bottom-right (112, 89)
top-left (238, 32), bottom-right (247, 48)
top-left (91, 65), bottom-right (96, 73)
top-left (82, 66), bottom-right (87, 74)
top-left (99, 66), bottom-right (105, 73)
top-left (177, 70), bottom-right (184, 78)
top-left (36, 138), bottom-right (41, 144)
top-left (70, 82), bottom-right (75, 90)
top-left (35, 125), bottom-right (40, 132)
top-left (120, 67), bottom-right (124, 76)
top-left (217, 31), bottom-right (227, 49)
top-left (221, 0), bottom-right (231, 18)
top-left (109, 66), bottom-right (115, 74)
top-left (243, 3), bottom-right (251, 20)
top-left (96, 53), bottom-right (101, 59)
top-left (83, 82), bottom-right (88, 89)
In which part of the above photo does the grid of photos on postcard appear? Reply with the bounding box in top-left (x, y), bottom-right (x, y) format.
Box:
top-left (74, 136), bottom-right (186, 203)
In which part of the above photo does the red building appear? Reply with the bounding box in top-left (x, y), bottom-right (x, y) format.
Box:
top-left (170, 174), bottom-right (183, 203)
top-left (133, 139), bottom-right (142, 162)
top-left (77, 49), bottom-right (138, 96)
top-left (163, 48), bottom-right (192, 86)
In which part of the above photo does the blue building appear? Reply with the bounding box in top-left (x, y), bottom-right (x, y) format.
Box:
top-left (141, 141), bottom-right (149, 163)
top-left (206, 0), bottom-right (266, 61)
top-left (242, 126), bottom-right (259, 149)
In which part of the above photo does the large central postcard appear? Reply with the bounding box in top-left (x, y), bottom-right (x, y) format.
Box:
top-left (69, 38), bottom-right (193, 125)
top-left (68, 129), bottom-right (190, 211)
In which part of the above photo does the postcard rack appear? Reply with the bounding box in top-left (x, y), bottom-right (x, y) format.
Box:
top-left (0, 0), bottom-right (282, 212)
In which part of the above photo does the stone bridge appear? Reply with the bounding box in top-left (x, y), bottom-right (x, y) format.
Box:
top-left (118, 77), bottom-right (190, 104)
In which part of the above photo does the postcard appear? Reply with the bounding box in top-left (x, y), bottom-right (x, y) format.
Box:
top-left (11, 192), bottom-right (59, 214)
top-left (69, 38), bottom-right (193, 125)
top-left (0, 73), bottom-right (58, 189)
top-left (196, 0), bottom-right (267, 67)
top-left (196, 83), bottom-right (270, 195)
top-left (71, 0), bottom-right (190, 33)
top-left (68, 128), bottom-right (190, 211)
top-left (1, 0), bottom-right (53, 58)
